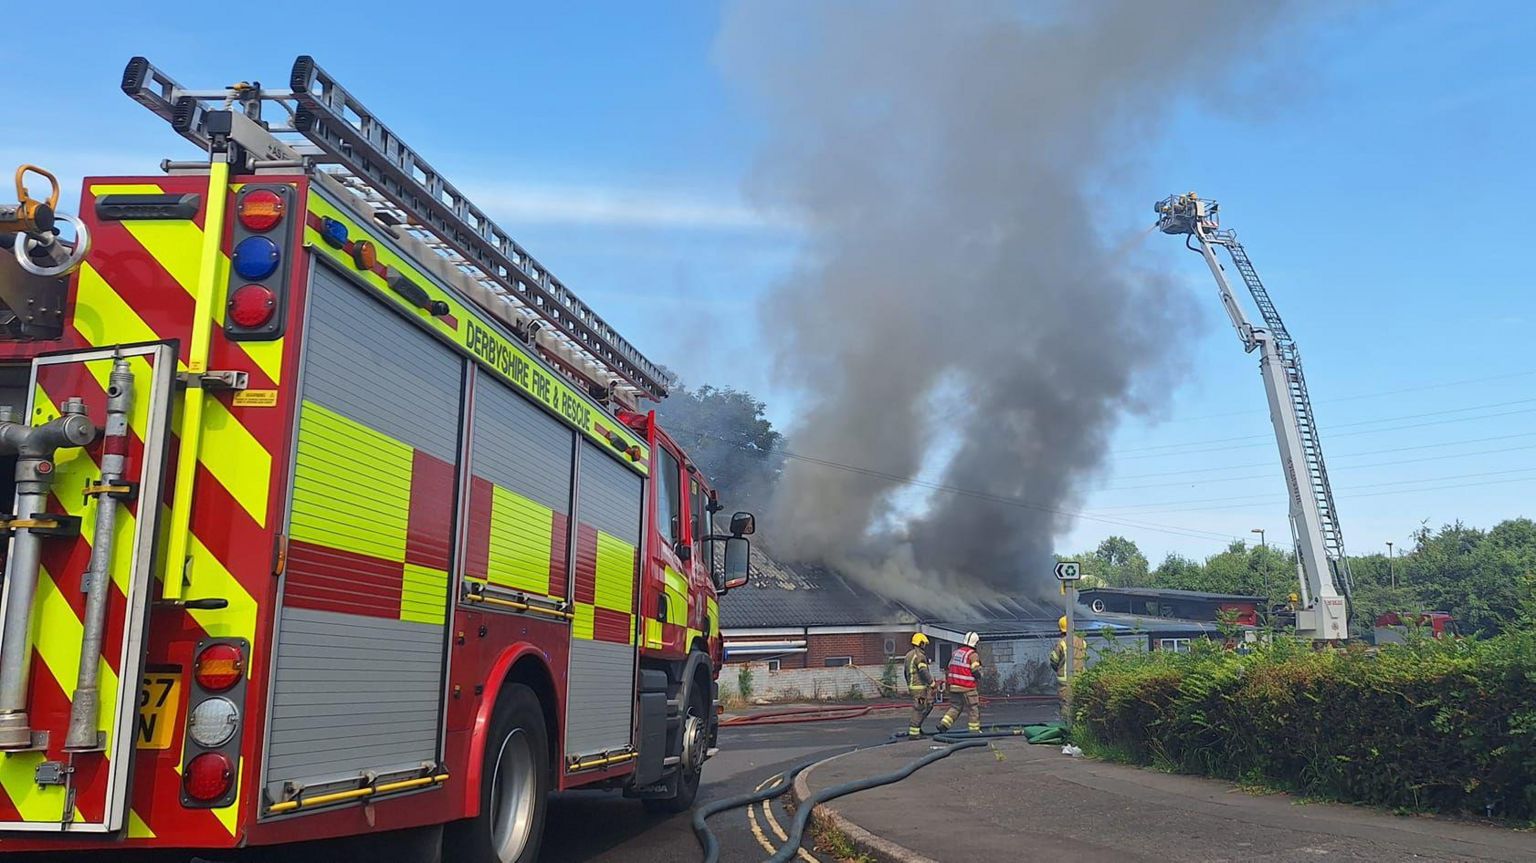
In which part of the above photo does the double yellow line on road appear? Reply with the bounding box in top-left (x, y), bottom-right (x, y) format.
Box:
top-left (747, 773), bottom-right (820, 862)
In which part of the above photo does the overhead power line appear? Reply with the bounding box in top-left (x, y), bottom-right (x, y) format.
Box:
top-left (661, 371), bottom-right (1536, 547)
top-left (1156, 368), bottom-right (1536, 425)
top-left (1110, 430), bottom-right (1536, 480)
top-left (662, 421), bottom-right (1238, 544)
top-left (1104, 473), bottom-right (1536, 518)
top-left (1090, 465), bottom-right (1536, 514)
top-left (1100, 441), bottom-right (1536, 493)
top-left (1110, 397), bottom-right (1536, 459)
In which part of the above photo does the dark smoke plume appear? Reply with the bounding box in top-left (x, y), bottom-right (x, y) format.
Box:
top-left (718, 0), bottom-right (1299, 610)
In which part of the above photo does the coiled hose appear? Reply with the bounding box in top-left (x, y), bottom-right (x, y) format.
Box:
top-left (692, 723), bottom-right (1065, 863)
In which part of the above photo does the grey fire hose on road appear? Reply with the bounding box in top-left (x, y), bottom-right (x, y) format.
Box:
top-left (692, 724), bottom-right (1066, 863)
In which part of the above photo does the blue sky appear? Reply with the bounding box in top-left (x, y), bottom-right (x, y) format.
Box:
top-left (8, 2), bottom-right (1533, 566)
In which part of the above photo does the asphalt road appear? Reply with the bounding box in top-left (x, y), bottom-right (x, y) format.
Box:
top-left (5, 700), bottom-right (1054, 863)
top-left (542, 699), bottom-right (1060, 863)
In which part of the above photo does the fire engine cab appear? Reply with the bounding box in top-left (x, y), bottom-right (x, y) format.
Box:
top-left (0, 56), bottom-right (752, 862)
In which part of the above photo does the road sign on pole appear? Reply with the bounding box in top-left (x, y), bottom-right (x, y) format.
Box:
top-left (1058, 561), bottom-right (1080, 722)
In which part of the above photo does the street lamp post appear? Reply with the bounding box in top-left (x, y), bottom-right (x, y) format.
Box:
top-left (1250, 528), bottom-right (1269, 599)
top-left (1251, 528), bottom-right (1271, 631)
top-left (1386, 541), bottom-right (1395, 589)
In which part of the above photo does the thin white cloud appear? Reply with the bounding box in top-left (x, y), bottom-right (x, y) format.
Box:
top-left (471, 181), bottom-right (800, 232)
top-left (1, 145), bottom-right (799, 233)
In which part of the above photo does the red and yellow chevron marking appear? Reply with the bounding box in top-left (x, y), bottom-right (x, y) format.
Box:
top-left (285, 402), bottom-right (452, 626)
top-left (0, 175), bottom-right (286, 845)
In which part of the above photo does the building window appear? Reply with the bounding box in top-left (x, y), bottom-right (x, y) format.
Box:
top-left (824, 656), bottom-right (852, 668)
top-left (766, 659), bottom-right (781, 672)
top-left (1158, 638), bottom-right (1192, 653)
top-left (883, 637), bottom-right (897, 656)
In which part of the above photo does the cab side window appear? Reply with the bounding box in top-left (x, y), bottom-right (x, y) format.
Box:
top-left (657, 447), bottom-right (683, 547)
top-left (691, 479), bottom-right (709, 543)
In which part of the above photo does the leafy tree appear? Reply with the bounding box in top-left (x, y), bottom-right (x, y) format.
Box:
top-left (1146, 541), bottom-right (1289, 604)
top-left (1401, 519), bottom-right (1536, 636)
top-left (1079, 519), bottom-right (1536, 637)
top-left (1093, 536), bottom-right (1150, 587)
top-left (654, 382), bottom-right (784, 515)
top-left (1151, 553), bottom-right (1204, 590)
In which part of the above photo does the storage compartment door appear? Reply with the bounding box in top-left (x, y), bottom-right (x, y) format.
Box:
top-left (263, 263), bottom-right (462, 809)
top-left (564, 442), bottom-right (642, 772)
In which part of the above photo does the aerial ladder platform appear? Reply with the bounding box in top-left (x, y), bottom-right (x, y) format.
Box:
top-left (1155, 193), bottom-right (1351, 640)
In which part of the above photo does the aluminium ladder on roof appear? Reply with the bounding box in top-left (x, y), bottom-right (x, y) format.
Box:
top-left (120, 55), bottom-right (669, 403)
top-left (1208, 231), bottom-right (1354, 600)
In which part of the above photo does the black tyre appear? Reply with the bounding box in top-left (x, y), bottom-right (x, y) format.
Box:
top-left (444, 683), bottom-right (551, 863)
top-left (643, 672), bottom-right (708, 814)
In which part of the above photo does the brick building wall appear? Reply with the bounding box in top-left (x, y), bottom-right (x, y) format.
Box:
top-left (805, 632), bottom-right (903, 667)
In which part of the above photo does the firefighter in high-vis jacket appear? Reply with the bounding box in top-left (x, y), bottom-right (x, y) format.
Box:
top-left (937, 631), bottom-right (984, 733)
top-left (1050, 616), bottom-right (1087, 688)
top-left (903, 632), bottom-right (935, 738)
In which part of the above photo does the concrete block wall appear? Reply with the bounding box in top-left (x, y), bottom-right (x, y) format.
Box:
top-left (720, 661), bottom-right (888, 704)
top-left (727, 631), bottom-right (913, 671)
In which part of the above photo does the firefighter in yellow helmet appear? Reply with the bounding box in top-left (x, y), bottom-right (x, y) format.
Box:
top-left (936, 632), bottom-right (984, 734)
top-left (903, 632), bottom-right (935, 738)
top-left (1049, 616), bottom-right (1087, 689)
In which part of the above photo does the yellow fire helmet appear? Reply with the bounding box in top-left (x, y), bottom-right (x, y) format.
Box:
top-left (1058, 615), bottom-right (1069, 633)
top-left (910, 632), bottom-right (929, 647)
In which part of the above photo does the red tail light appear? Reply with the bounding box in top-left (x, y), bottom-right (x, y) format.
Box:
top-left (194, 643), bottom-right (244, 692)
top-left (184, 752), bottom-right (234, 802)
top-left (227, 284), bottom-right (277, 330)
top-left (237, 189), bottom-right (285, 232)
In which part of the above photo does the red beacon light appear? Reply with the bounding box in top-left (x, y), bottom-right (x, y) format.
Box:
top-left (615, 409), bottom-right (648, 430)
top-left (237, 189), bottom-right (285, 233)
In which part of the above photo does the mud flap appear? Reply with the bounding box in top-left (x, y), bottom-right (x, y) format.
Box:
top-left (0, 342), bottom-right (176, 833)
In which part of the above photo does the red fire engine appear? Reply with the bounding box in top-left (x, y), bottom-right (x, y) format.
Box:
top-left (0, 56), bottom-right (753, 862)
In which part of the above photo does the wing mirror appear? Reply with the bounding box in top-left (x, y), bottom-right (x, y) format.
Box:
top-left (730, 511), bottom-right (755, 537)
top-left (722, 536), bottom-right (750, 592)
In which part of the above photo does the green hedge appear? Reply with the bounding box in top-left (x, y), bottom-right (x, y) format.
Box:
top-left (1071, 633), bottom-right (1536, 818)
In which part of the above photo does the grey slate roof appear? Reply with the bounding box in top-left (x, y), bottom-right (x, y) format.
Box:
top-left (723, 549), bottom-right (1243, 637)
top-left (719, 547), bottom-right (914, 629)
top-left (922, 594), bottom-right (1063, 639)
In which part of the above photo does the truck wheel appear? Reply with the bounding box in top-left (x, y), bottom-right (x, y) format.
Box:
top-left (444, 684), bottom-right (550, 863)
top-left (644, 675), bottom-right (708, 814)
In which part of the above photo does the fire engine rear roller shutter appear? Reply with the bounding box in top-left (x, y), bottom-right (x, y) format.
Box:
top-left (265, 262), bottom-right (463, 803)
top-left (564, 441), bottom-right (642, 761)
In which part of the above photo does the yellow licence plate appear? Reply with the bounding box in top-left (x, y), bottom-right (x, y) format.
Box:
top-left (136, 672), bottom-right (181, 750)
